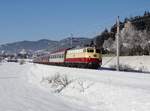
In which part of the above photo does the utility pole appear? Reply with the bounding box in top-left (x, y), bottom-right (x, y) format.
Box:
top-left (70, 33), bottom-right (73, 48)
top-left (116, 16), bottom-right (120, 71)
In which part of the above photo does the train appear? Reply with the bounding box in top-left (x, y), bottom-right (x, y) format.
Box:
top-left (33, 46), bottom-right (102, 69)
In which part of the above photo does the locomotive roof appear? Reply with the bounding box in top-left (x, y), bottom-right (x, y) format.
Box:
top-left (50, 48), bottom-right (69, 54)
top-left (49, 46), bottom-right (97, 54)
top-left (69, 46), bottom-right (96, 50)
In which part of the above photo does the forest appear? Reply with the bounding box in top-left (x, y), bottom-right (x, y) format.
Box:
top-left (95, 11), bottom-right (150, 55)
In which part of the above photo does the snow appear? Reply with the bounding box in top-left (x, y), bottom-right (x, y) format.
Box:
top-left (102, 56), bottom-right (150, 72)
top-left (0, 63), bottom-right (89, 111)
top-left (1, 58), bottom-right (150, 111)
top-left (28, 63), bottom-right (150, 111)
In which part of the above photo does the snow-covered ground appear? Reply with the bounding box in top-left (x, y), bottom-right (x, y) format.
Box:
top-left (1, 58), bottom-right (150, 111)
top-left (0, 63), bottom-right (89, 111)
top-left (102, 56), bottom-right (150, 72)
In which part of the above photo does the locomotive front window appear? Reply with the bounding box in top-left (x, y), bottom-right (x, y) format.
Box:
top-left (83, 49), bottom-right (86, 52)
top-left (87, 49), bottom-right (94, 53)
top-left (96, 49), bottom-right (100, 53)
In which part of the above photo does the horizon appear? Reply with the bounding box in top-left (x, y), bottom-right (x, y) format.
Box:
top-left (0, 0), bottom-right (150, 44)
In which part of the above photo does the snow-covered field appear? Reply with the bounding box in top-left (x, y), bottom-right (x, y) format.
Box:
top-left (0, 57), bottom-right (150, 111)
top-left (102, 56), bottom-right (150, 72)
top-left (0, 63), bottom-right (90, 111)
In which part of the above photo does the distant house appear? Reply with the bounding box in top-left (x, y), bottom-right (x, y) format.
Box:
top-left (17, 49), bottom-right (28, 59)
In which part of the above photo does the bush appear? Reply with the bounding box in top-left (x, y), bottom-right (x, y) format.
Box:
top-left (110, 64), bottom-right (148, 72)
top-left (19, 59), bottom-right (25, 65)
top-left (110, 64), bottom-right (134, 71)
top-left (45, 73), bottom-right (71, 93)
top-left (137, 66), bottom-right (148, 72)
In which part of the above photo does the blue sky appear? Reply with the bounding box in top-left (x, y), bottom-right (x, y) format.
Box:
top-left (0, 0), bottom-right (150, 44)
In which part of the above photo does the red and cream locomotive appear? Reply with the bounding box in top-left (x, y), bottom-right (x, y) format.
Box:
top-left (34, 47), bottom-right (102, 69)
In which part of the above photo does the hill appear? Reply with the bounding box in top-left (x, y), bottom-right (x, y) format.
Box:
top-left (95, 11), bottom-right (150, 55)
top-left (0, 38), bottom-right (91, 54)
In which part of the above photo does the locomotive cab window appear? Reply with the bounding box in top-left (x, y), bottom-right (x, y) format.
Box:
top-left (96, 49), bottom-right (100, 53)
top-left (83, 49), bottom-right (86, 52)
top-left (87, 49), bottom-right (94, 53)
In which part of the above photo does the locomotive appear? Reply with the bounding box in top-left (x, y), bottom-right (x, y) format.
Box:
top-left (33, 47), bottom-right (102, 69)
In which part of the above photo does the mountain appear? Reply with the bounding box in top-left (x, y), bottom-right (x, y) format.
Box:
top-left (0, 39), bottom-right (57, 54)
top-left (55, 37), bottom-right (92, 50)
top-left (0, 37), bottom-right (91, 54)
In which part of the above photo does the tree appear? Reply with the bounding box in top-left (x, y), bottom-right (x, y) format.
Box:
top-left (95, 28), bottom-right (110, 49)
top-left (119, 26), bottom-right (150, 55)
top-left (103, 37), bottom-right (115, 53)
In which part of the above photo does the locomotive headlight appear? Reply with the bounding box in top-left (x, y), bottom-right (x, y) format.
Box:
top-left (85, 55), bottom-right (89, 58)
top-left (93, 54), bottom-right (97, 57)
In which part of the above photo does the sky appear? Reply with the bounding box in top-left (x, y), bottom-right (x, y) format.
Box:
top-left (0, 0), bottom-right (150, 44)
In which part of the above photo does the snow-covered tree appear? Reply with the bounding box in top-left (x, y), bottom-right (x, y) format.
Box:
top-left (103, 23), bottom-right (150, 55)
top-left (103, 37), bottom-right (115, 53)
top-left (119, 26), bottom-right (150, 55)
